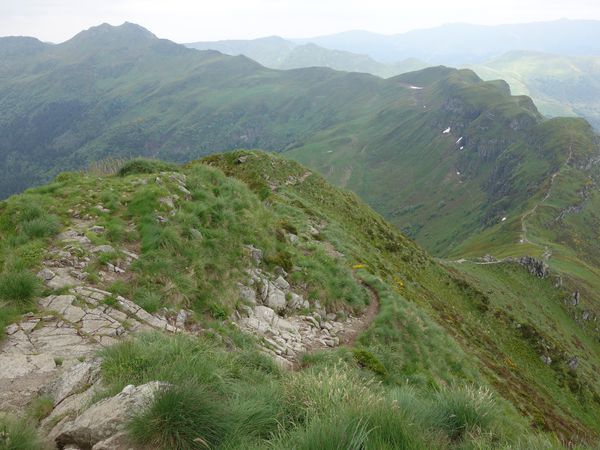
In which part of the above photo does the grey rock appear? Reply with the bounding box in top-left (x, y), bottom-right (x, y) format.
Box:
top-left (5, 324), bottom-right (19, 335)
top-left (92, 245), bottom-right (115, 254)
top-left (245, 245), bottom-right (263, 264)
top-left (540, 355), bottom-right (552, 365)
top-left (38, 268), bottom-right (56, 281)
top-left (572, 291), bottom-right (581, 306)
top-left (189, 228), bottom-right (203, 240)
top-left (91, 432), bottom-right (131, 450)
top-left (56, 381), bottom-right (167, 448)
top-left (175, 309), bottom-right (190, 329)
top-left (288, 293), bottom-right (309, 310)
top-left (265, 285), bottom-right (287, 313)
top-left (89, 226), bottom-right (105, 234)
top-left (159, 196), bottom-right (177, 209)
top-left (274, 266), bottom-right (288, 277)
top-left (517, 256), bottom-right (549, 278)
top-left (44, 359), bottom-right (101, 406)
top-left (177, 185), bottom-right (191, 196)
top-left (254, 305), bottom-right (276, 323)
top-left (274, 276), bottom-right (290, 291)
top-left (47, 268), bottom-right (82, 289)
top-left (238, 284), bottom-right (257, 305)
top-left (568, 356), bottom-right (579, 371)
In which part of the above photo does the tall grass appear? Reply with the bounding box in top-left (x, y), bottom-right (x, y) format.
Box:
top-left (0, 271), bottom-right (40, 303)
top-left (0, 416), bottom-right (43, 450)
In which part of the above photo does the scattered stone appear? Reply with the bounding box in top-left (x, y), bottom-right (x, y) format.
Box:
top-left (572, 291), bottom-right (581, 306)
top-left (288, 293), bottom-right (309, 310)
top-left (178, 185), bottom-right (191, 196)
top-left (274, 276), bottom-right (290, 291)
top-left (89, 226), bottom-right (105, 234)
top-left (92, 245), bottom-right (115, 254)
top-left (5, 324), bottom-right (19, 335)
top-left (159, 196), bottom-right (176, 209)
top-left (189, 228), bottom-right (203, 240)
top-left (274, 266), bottom-right (288, 277)
top-left (265, 285), bottom-right (287, 313)
top-left (568, 356), bottom-right (579, 371)
top-left (37, 268), bottom-right (56, 281)
top-left (175, 310), bottom-right (190, 329)
top-left (238, 284), bottom-right (257, 305)
top-left (245, 245), bottom-right (263, 265)
top-left (540, 355), bottom-right (552, 365)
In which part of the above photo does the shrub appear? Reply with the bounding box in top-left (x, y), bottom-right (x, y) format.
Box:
top-left (128, 384), bottom-right (231, 450)
top-left (0, 416), bottom-right (43, 450)
top-left (118, 159), bottom-right (178, 177)
top-left (0, 271), bottom-right (40, 303)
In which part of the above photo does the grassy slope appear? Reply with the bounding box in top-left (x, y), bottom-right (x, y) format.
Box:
top-left (0, 152), bottom-right (598, 447)
top-left (207, 151), bottom-right (600, 444)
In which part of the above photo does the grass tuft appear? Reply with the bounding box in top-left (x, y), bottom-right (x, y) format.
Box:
top-left (0, 271), bottom-right (40, 304)
top-left (129, 384), bottom-right (230, 450)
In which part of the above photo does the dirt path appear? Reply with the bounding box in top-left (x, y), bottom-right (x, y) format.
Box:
top-left (292, 282), bottom-right (380, 370)
top-left (519, 144), bottom-right (573, 255)
top-left (337, 283), bottom-right (380, 346)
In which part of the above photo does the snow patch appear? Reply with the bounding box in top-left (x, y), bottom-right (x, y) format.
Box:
top-left (501, 217), bottom-right (507, 222)
top-left (443, 127), bottom-right (451, 134)
top-left (459, 146), bottom-right (464, 150)
top-left (409, 85), bottom-right (423, 90)
top-left (456, 137), bottom-right (463, 144)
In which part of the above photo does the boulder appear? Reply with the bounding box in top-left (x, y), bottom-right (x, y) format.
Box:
top-left (56, 381), bottom-right (167, 449)
top-left (265, 285), bottom-right (287, 313)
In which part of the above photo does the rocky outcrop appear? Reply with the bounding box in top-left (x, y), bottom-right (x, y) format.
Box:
top-left (0, 220), bottom-right (188, 416)
top-left (517, 256), bottom-right (549, 278)
top-left (235, 262), bottom-right (369, 368)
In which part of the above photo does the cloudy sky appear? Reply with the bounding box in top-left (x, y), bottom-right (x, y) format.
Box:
top-left (2, 0), bottom-right (599, 43)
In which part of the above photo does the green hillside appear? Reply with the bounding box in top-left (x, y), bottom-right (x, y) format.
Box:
top-left (1, 152), bottom-right (600, 448)
top-left (3, 24), bottom-right (593, 260)
top-left (471, 51), bottom-right (600, 130)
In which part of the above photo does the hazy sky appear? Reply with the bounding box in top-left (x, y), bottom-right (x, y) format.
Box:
top-left (2, 0), bottom-right (599, 43)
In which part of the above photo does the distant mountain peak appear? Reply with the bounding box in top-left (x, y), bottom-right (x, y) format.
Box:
top-left (66, 22), bottom-right (157, 46)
